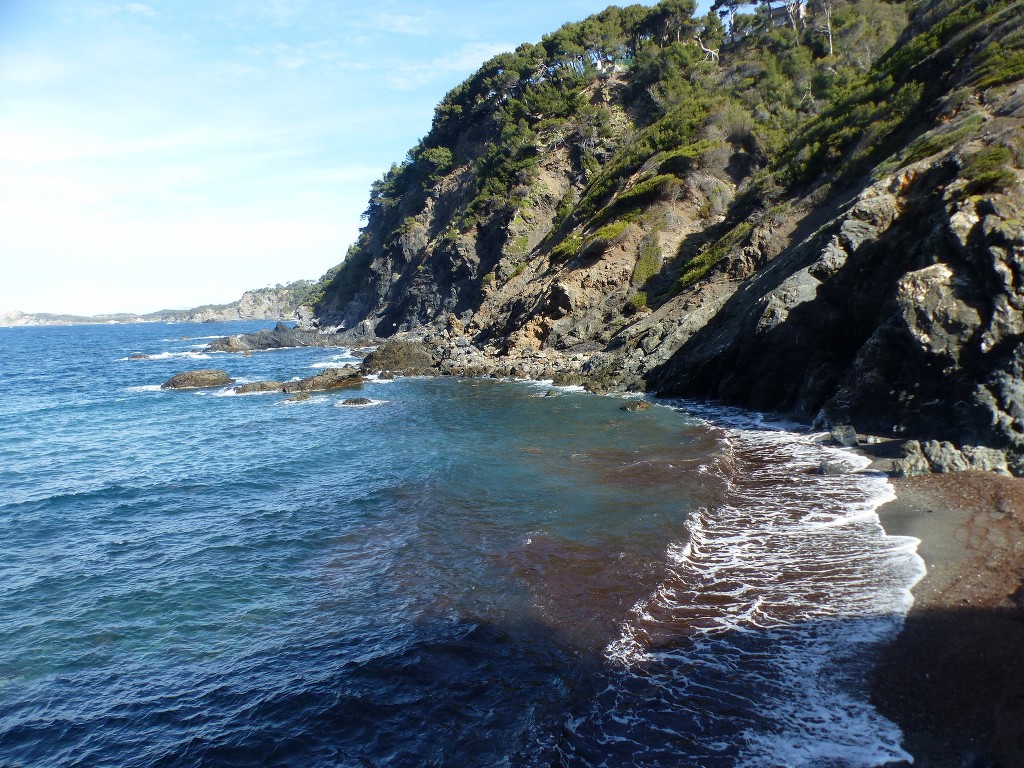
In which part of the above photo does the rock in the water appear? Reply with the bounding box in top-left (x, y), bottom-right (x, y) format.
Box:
top-left (360, 341), bottom-right (436, 375)
top-left (234, 381), bottom-right (284, 394)
top-left (341, 397), bottom-right (373, 406)
top-left (281, 366), bottom-right (363, 393)
top-left (161, 370), bottom-right (235, 389)
top-left (284, 392), bottom-right (310, 402)
top-left (811, 461), bottom-right (848, 476)
top-left (830, 425), bottom-right (859, 447)
top-left (127, 353), bottom-right (150, 360)
top-left (620, 400), bottom-right (651, 412)
top-left (206, 322), bottom-right (347, 353)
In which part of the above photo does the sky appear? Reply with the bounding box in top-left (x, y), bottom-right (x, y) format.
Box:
top-left (0, 0), bottom-right (712, 315)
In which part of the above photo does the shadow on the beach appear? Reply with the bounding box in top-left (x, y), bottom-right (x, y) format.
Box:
top-left (872, 604), bottom-right (1024, 768)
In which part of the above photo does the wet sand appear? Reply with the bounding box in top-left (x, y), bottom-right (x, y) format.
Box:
top-left (871, 471), bottom-right (1024, 767)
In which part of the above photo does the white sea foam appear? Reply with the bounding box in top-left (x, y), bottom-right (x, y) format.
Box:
top-left (160, 335), bottom-right (224, 342)
top-left (308, 351), bottom-right (356, 369)
top-left (124, 385), bottom-right (163, 393)
top-left (120, 351), bottom-right (212, 361)
top-left (593, 403), bottom-right (925, 767)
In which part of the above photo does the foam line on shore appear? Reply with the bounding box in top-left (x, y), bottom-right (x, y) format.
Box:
top-left (586, 402), bottom-right (926, 766)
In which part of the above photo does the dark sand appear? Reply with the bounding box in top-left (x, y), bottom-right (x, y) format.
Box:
top-left (871, 471), bottom-right (1024, 767)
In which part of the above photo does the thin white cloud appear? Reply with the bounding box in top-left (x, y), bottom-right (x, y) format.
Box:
top-left (369, 11), bottom-right (431, 36)
top-left (124, 3), bottom-right (157, 16)
top-left (384, 40), bottom-right (513, 91)
top-left (0, 54), bottom-right (70, 84)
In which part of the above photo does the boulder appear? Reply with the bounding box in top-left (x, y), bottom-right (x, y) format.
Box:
top-left (161, 369), bottom-right (235, 389)
top-left (341, 397), bottom-right (373, 406)
top-left (361, 341), bottom-right (436, 375)
top-left (830, 425), bottom-right (859, 448)
top-left (892, 441), bottom-right (931, 477)
top-left (893, 439), bottom-right (1012, 476)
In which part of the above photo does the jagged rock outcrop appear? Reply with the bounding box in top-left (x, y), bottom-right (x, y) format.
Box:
top-left (360, 341), bottom-right (437, 376)
top-left (207, 322), bottom-right (347, 353)
top-left (282, 367), bottom-right (363, 393)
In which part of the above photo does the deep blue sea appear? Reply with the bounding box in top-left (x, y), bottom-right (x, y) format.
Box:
top-left (0, 321), bottom-right (925, 767)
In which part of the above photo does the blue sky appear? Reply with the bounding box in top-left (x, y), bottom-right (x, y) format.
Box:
top-left (0, 0), bottom-right (711, 315)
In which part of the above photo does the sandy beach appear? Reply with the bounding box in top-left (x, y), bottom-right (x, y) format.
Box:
top-left (871, 471), bottom-right (1024, 767)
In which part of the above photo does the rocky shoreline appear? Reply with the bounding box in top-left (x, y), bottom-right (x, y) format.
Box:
top-left (177, 325), bottom-right (1024, 764)
top-left (200, 323), bottom-right (1023, 478)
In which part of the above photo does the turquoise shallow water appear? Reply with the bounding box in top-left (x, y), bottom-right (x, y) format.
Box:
top-left (0, 322), bottom-right (922, 767)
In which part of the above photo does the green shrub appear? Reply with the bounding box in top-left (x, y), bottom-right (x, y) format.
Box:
top-left (628, 292), bottom-right (648, 311)
top-left (961, 146), bottom-right (1017, 194)
top-left (631, 236), bottom-right (662, 286)
top-left (551, 234), bottom-right (583, 263)
top-left (898, 112), bottom-right (986, 167)
top-left (582, 220), bottom-right (631, 257)
top-left (973, 41), bottom-right (1024, 89)
top-left (614, 174), bottom-right (680, 210)
top-left (676, 221), bottom-right (752, 289)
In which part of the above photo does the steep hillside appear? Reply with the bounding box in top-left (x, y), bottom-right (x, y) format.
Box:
top-left (311, 0), bottom-right (1024, 473)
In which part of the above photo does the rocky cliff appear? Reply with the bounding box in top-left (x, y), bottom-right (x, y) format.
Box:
top-left (310, 0), bottom-right (1024, 474)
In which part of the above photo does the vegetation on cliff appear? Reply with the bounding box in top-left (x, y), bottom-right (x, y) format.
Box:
top-left (311, 0), bottom-right (1024, 472)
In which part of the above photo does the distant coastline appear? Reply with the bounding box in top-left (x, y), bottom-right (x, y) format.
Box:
top-left (1, 279), bottom-right (317, 327)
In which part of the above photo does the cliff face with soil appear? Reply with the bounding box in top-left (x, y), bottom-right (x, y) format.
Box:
top-left (311, 0), bottom-right (1024, 473)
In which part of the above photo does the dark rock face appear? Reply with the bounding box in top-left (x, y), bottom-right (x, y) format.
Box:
top-left (648, 172), bottom-right (1024, 475)
top-left (281, 367), bottom-right (363, 393)
top-left (360, 341), bottom-right (436, 376)
top-left (161, 370), bottom-right (235, 389)
top-left (206, 322), bottom-right (347, 353)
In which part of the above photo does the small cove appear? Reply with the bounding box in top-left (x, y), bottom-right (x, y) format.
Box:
top-left (0, 321), bottom-right (923, 767)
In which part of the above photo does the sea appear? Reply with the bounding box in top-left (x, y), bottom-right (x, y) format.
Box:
top-left (0, 321), bottom-right (926, 768)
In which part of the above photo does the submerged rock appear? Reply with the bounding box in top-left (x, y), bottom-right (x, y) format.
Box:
top-left (161, 370), bottom-right (235, 389)
top-left (620, 400), bottom-right (651, 412)
top-left (340, 397), bottom-right (373, 406)
top-left (233, 381), bottom-right (285, 394)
